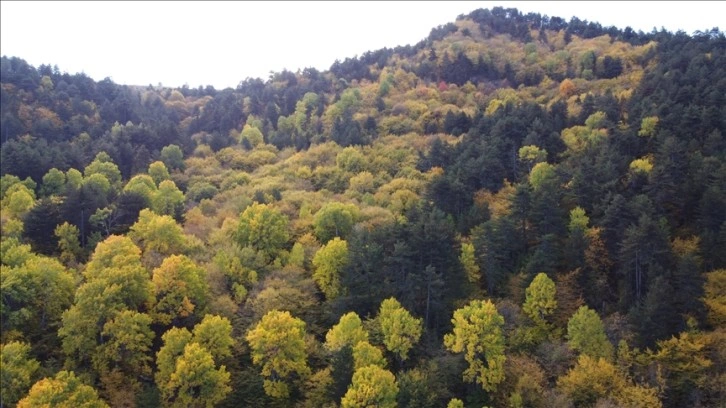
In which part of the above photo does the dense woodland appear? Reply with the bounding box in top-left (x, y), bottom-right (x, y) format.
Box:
top-left (1, 7), bottom-right (725, 408)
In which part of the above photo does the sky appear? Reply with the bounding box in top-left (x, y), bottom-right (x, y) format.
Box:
top-left (1, 1), bottom-right (723, 89)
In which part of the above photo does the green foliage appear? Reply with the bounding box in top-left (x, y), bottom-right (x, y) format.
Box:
top-left (148, 161), bottom-right (171, 186)
top-left (567, 305), bottom-right (613, 360)
top-left (568, 206), bottom-right (589, 233)
top-left (1, 254), bottom-right (75, 345)
top-left (152, 255), bottom-right (209, 325)
top-left (325, 312), bottom-right (369, 352)
top-left (159, 342), bottom-right (231, 408)
top-left (341, 365), bottom-right (398, 408)
top-left (160, 144), bottom-right (185, 171)
top-left (152, 180), bottom-right (184, 217)
top-left (638, 116), bottom-right (659, 138)
top-left (233, 203), bottom-right (290, 260)
top-left (444, 299), bottom-right (506, 392)
top-left (378, 297), bottom-right (423, 361)
top-left (313, 202), bottom-right (359, 243)
top-left (352, 341), bottom-right (386, 370)
top-left (1, 341), bottom-right (40, 407)
top-left (246, 310), bottom-right (310, 398)
top-left (312, 237), bottom-right (348, 299)
top-left (522, 272), bottom-right (557, 327)
top-left (459, 242), bottom-right (481, 285)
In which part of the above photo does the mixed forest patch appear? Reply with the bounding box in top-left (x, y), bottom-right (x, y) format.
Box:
top-left (1, 7), bottom-right (725, 408)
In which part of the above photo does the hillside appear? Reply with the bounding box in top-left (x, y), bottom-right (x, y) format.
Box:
top-left (1, 7), bottom-right (725, 408)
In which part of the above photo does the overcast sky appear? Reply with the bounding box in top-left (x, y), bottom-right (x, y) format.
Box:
top-left (1, 1), bottom-right (723, 89)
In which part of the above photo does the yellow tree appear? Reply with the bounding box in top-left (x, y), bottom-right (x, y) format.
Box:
top-left (325, 312), bottom-right (369, 352)
top-left (312, 237), bottom-right (349, 300)
top-left (340, 365), bottom-right (398, 408)
top-left (246, 310), bottom-right (310, 398)
top-left (151, 255), bottom-right (209, 325)
top-left (378, 297), bottom-right (422, 361)
top-left (18, 371), bottom-right (108, 408)
top-left (444, 299), bottom-right (506, 392)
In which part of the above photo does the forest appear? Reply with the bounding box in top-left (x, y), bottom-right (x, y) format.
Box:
top-left (1, 6), bottom-right (725, 408)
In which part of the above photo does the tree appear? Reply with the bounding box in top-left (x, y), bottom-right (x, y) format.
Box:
top-left (378, 297), bottom-right (422, 361)
top-left (1, 255), bottom-right (75, 346)
top-left (159, 342), bottom-right (231, 408)
top-left (459, 242), bottom-right (481, 287)
top-left (59, 235), bottom-right (152, 369)
top-left (703, 269), bottom-right (726, 327)
top-left (148, 161), bottom-right (171, 186)
top-left (130, 209), bottom-right (189, 257)
top-left (151, 180), bottom-right (184, 218)
top-left (313, 202), bottom-right (358, 243)
top-left (1, 342), bottom-right (40, 407)
top-left (340, 365), bottom-right (398, 408)
top-left (325, 312), bottom-right (369, 352)
top-left (522, 272), bottom-right (557, 327)
top-left (444, 299), bottom-right (506, 392)
top-left (352, 341), bottom-right (386, 370)
top-left (447, 398), bottom-right (464, 408)
top-left (567, 305), bottom-right (613, 360)
top-left (557, 355), bottom-right (629, 407)
top-left (18, 371), bottom-right (109, 408)
top-left (152, 255), bottom-right (209, 325)
top-left (312, 237), bottom-right (349, 300)
top-left (160, 144), bottom-right (185, 171)
top-left (246, 310), bottom-right (310, 398)
top-left (55, 222), bottom-right (82, 265)
top-left (233, 203), bottom-right (289, 261)
top-left (40, 168), bottom-right (66, 197)
top-left (191, 314), bottom-right (234, 363)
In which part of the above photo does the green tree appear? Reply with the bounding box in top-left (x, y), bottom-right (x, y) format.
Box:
top-left (313, 237), bottom-right (349, 300)
top-left (159, 342), bottom-right (231, 408)
top-left (341, 365), bottom-right (398, 408)
top-left (246, 310), bottom-right (310, 398)
top-left (378, 297), bottom-right (422, 361)
top-left (233, 203), bottom-right (289, 261)
top-left (148, 161), bottom-right (171, 186)
top-left (129, 209), bottom-right (189, 256)
top-left (18, 371), bottom-right (108, 408)
top-left (567, 305), bottom-right (613, 360)
top-left (55, 222), bottom-right (82, 265)
top-left (191, 314), bottom-right (234, 363)
top-left (152, 255), bottom-right (209, 325)
top-left (352, 341), bottom-right (386, 370)
top-left (459, 242), bottom-right (481, 286)
top-left (123, 174), bottom-right (157, 206)
top-left (155, 327), bottom-right (193, 392)
top-left (522, 272), bottom-right (557, 326)
top-left (151, 180), bottom-right (184, 218)
top-left (83, 152), bottom-right (122, 189)
top-left (0, 255), bottom-right (75, 346)
top-left (59, 235), bottom-right (153, 369)
top-left (240, 124), bottom-right (264, 148)
top-left (325, 312), bottom-right (369, 352)
top-left (444, 299), bottom-right (506, 392)
top-left (160, 144), bottom-right (185, 171)
top-left (313, 202), bottom-right (358, 243)
top-left (1, 342), bottom-right (40, 407)
top-left (40, 168), bottom-right (66, 197)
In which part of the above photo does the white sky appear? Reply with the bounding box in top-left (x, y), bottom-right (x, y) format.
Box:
top-left (1, 1), bottom-right (723, 89)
